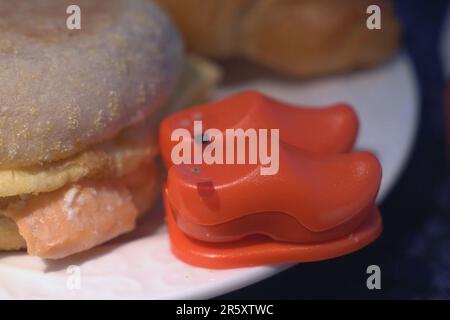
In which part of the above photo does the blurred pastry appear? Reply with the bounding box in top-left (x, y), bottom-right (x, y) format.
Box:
top-left (156, 0), bottom-right (401, 77)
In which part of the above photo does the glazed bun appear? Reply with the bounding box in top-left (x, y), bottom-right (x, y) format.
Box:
top-left (155, 0), bottom-right (400, 77)
top-left (0, 0), bottom-right (182, 169)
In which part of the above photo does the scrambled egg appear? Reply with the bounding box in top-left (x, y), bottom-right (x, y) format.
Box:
top-left (0, 124), bottom-right (158, 198)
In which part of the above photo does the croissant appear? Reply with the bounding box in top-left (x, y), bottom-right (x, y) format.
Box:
top-left (156, 0), bottom-right (401, 77)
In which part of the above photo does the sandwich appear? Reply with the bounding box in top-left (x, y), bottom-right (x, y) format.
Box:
top-left (0, 0), bottom-right (220, 259)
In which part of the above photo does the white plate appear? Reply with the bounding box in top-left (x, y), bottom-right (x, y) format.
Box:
top-left (0, 54), bottom-right (419, 300)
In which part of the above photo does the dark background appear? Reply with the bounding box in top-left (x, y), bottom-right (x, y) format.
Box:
top-left (220, 0), bottom-right (450, 299)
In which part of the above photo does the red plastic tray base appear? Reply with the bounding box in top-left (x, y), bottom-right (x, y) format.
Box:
top-left (165, 192), bottom-right (382, 269)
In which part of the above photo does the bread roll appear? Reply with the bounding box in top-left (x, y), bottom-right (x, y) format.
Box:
top-left (0, 0), bottom-right (182, 169)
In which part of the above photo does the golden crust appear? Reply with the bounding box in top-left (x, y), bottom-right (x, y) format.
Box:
top-left (156, 0), bottom-right (400, 77)
top-left (241, 0), bottom-right (400, 77)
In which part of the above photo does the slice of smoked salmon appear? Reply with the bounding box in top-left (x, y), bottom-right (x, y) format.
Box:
top-left (4, 163), bottom-right (158, 259)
